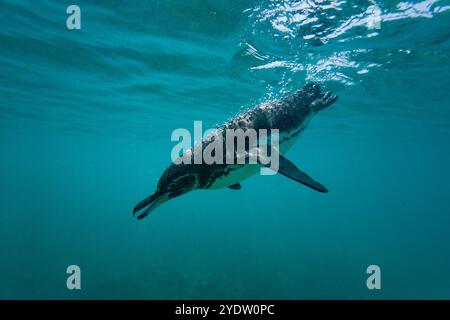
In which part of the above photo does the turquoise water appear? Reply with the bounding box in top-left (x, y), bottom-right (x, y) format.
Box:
top-left (1, 0), bottom-right (450, 299)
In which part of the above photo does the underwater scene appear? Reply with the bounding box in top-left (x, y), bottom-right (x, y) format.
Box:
top-left (1, 0), bottom-right (450, 299)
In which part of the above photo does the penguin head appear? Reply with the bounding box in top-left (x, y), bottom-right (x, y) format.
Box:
top-left (293, 83), bottom-right (338, 113)
top-left (133, 164), bottom-right (197, 219)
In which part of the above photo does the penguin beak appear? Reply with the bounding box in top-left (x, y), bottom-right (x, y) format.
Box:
top-left (133, 192), bottom-right (169, 220)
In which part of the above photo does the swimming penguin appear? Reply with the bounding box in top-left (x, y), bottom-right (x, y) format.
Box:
top-left (133, 83), bottom-right (338, 219)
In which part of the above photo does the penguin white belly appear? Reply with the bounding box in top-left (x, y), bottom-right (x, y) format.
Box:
top-left (208, 132), bottom-right (302, 190)
top-left (208, 164), bottom-right (261, 189)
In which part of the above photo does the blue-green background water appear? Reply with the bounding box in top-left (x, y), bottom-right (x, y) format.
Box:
top-left (1, 0), bottom-right (450, 299)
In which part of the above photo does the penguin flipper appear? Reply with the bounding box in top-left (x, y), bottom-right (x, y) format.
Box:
top-left (263, 154), bottom-right (328, 193)
top-left (228, 183), bottom-right (242, 190)
top-left (278, 154), bottom-right (328, 193)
